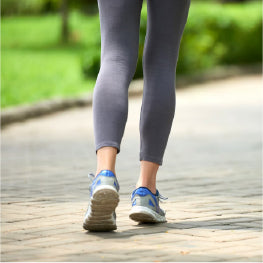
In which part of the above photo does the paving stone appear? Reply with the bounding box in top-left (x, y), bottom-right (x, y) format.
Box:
top-left (1, 74), bottom-right (262, 262)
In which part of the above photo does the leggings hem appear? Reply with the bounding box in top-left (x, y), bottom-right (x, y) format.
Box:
top-left (139, 152), bottom-right (163, 166)
top-left (96, 141), bottom-right (120, 154)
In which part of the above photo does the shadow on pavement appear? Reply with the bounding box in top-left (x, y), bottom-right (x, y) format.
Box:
top-left (84, 216), bottom-right (261, 239)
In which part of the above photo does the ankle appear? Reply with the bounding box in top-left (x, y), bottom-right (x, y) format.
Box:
top-left (96, 147), bottom-right (117, 177)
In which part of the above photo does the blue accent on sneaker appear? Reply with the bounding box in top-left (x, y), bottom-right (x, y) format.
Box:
top-left (130, 186), bottom-right (167, 221)
top-left (131, 187), bottom-right (158, 207)
top-left (148, 199), bottom-right (155, 207)
top-left (99, 170), bottom-right (116, 177)
top-left (96, 179), bottom-right (101, 187)
top-left (90, 170), bottom-right (119, 197)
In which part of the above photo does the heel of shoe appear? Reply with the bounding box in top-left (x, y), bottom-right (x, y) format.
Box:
top-left (129, 206), bottom-right (166, 223)
top-left (83, 185), bottom-right (119, 231)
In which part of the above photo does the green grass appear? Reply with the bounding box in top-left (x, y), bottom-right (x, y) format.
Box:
top-left (2, 48), bottom-right (96, 107)
top-left (1, 12), bottom-right (100, 108)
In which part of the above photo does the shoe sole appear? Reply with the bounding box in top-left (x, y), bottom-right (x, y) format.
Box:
top-left (83, 185), bottom-right (119, 232)
top-left (129, 206), bottom-right (166, 223)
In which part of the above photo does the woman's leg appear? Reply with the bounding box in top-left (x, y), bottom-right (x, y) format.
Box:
top-left (93, 0), bottom-right (143, 176)
top-left (137, 0), bottom-right (191, 192)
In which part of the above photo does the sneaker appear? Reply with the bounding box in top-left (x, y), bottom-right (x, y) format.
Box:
top-left (83, 169), bottom-right (120, 231)
top-left (129, 187), bottom-right (167, 223)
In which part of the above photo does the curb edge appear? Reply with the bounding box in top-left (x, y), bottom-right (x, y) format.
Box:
top-left (1, 64), bottom-right (261, 128)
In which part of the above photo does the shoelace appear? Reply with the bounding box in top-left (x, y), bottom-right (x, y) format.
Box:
top-left (130, 188), bottom-right (168, 203)
top-left (88, 173), bottom-right (95, 192)
top-left (157, 192), bottom-right (168, 203)
top-left (157, 192), bottom-right (168, 215)
top-left (88, 173), bottom-right (95, 182)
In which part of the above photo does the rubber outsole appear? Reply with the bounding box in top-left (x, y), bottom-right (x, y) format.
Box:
top-left (83, 186), bottom-right (119, 232)
top-left (129, 206), bottom-right (166, 223)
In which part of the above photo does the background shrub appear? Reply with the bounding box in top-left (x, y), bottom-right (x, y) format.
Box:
top-left (81, 1), bottom-right (262, 79)
top-left (1, 0), bottom-right (98, 16)
top-left (176, 1), bottom-right (262, 75)
top-left (1, 0), bottom-right (47, 16)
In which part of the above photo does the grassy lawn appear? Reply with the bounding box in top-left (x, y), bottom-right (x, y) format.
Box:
top-left (1, 12), bottom-right (100, 108)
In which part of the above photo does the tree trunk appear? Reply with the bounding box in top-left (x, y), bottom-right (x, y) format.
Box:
top-left (61, 0), bottom-right (69, 43)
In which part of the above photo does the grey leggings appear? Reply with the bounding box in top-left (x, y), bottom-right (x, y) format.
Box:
top-left (93, 0), bottom-right (191, 165)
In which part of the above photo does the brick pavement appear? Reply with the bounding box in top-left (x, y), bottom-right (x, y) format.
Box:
top-left (1, 74), bottom-right (262, 262)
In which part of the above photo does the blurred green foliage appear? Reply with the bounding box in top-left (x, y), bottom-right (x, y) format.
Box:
top-left (1, 1), bottom-right (262, 108)
top-left (177, 1), bottom-right (262, 74)
top-left (1, 0), bottom-right (97, 16)
top-left (1, 13), bottom-right (99, 108)
top-left (1, 0), bottom-right (59, 15)
top-left (82, 1), bottom-right (262, 78)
